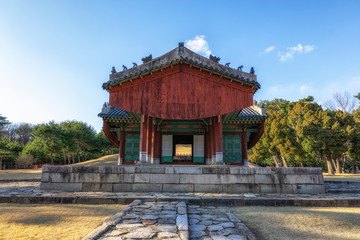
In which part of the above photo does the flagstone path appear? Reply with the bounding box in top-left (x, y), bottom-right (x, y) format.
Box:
top-left (85, 200), bottom-right (254, 240)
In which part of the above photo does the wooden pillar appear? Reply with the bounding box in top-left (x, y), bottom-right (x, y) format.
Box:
top-left (146, 117), bottom-right (153, 163)
top-left (205, 131), bottom-right (211, 165)
top-left (155, 128), bottom-right (162, 163)
top-left (214, 115), bottom-right (223, 164)
top-left (118, 131), bottom-right (126, 165)
top-left (210, 118), bottom-right (216, 164)
top-left (151, 122), bottom-right (160, 164)
top-left (139, 115), bottom-right (148, 163)
top-left (241, 130), bottom-right (248, 165)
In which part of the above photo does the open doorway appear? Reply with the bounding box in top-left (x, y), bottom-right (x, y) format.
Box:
top-left (173, 135), bottom-right (193, 163)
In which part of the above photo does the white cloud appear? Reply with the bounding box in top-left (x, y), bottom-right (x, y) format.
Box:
top-left (265, 46), bottom-right (275, 53)
top-left (185, 35), bottom-right (211, 57)
top-left (299, 84), bottom-right (313, 94)
top-left (279, 44), bottom-right (315, 61)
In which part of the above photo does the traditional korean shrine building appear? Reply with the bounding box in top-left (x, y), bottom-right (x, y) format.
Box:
top-left (99, 43), bottom-right (267, 166)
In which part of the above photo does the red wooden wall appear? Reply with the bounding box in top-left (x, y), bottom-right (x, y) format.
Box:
top-left (109, 64), bottom-right (255, 120)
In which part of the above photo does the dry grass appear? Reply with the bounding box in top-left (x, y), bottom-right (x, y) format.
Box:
top-left (0, 169), bottom-right (42, 180)
top-left (232, 206), bottom-right (360, 240)
top-left (323, 173), bottom-right (360, 182)
top-left (0, 155), bottom-right (119, 180)
top-left (0, 203), bottom-right (125, 240)
top-left (72, 154), bottom-right (118, 167)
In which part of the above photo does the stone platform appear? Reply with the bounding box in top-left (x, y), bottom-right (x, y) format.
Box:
top-left (40, 166), bottom-right (325, 194)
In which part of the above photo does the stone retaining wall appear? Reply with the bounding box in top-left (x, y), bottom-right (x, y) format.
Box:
top-left (40, 166), bottom-right (325, 194)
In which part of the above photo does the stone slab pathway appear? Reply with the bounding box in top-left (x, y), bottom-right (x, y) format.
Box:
top-left (187, 205), bottom-right (254, 240)
top-left (88, 201), bottom-right (254, 240)
top-left (99, 201), bottom-right (188, 240)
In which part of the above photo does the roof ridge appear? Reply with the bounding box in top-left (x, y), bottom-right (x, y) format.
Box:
top-left (103, 43), bottom-right (260, 89)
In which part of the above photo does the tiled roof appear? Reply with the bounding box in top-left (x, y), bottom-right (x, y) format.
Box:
top-left (99, 104), bottom-right (267, 121)
top-left (98, 105), bottom-right (129, 119)
top-left (103, 43), bottom-right (260, 89)
top-left (238, 106), bottom-right (268, 119)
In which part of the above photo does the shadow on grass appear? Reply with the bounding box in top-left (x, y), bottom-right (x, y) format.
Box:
top-left (9, 214), bottom-right (62, 225)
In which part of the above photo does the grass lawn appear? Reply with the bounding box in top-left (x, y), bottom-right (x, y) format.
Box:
top-left (72, 154), bottom-right (118, 167)
top-left (0, 169), bottom-right (42, 180)
top-left (323, 173), bottom-right (360, 182)
top-left (0, 203), bottom-right (125, 240)
top-left (232, 206), bottom-right (360, 240)
top-left (0, 155), bottom-right (119, 180)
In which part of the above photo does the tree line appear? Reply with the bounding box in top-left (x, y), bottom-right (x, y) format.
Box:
top-left (0, 119), bottom-right (117, 169)
top-left (251, 93), bottom-right (360, 175)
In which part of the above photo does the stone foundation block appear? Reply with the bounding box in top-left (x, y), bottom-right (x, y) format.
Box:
top-left (118, 174), bottom-right (135, 183)
top-left (99, 166), bottom-right (124, 174)
top-left (163, 184), bottom-right (194, 192)
top-left (222, 184), bottom-right (259, 193)
top-left (123, 166), bottom-right (135, 173)
top-left (174, 167), bottom-right (202, 174)
top-left (134, 174), bottom-right (150, 183)
top-left (221, 174), bottom-right (254, 184)
top-left (229, 167), bottom-right (255, 175)
top-left (84, 173), bottom-right (101, 182)
top-left (255, 174), bottom-right (280, 184)
top-left (259, 184), bottom-right (281, 193)
top-left (274, 167), bottom-right (323, 175)
top-left (292, 184), bottom-right (325, 194)
top-left (132, 184), bottom-right (162, 192)
top-left (42, 165), bottom-right (72, 173)
top-left (180, 174), bottom-right (221, 184)
top-left (41, 166), bottom-right (325, 194)
top-left (83, 183), bottom-right (113, 192)
top-left (281, 175), bottom-right (324, 184)
top-left (72, 166), bottom-right (99, 173)
top-left (151, 174), bottom-right (179, 184)
top-left (253, 168), bottom-right (273, 174)
top-left (195, 184), bottom-right (222, 193)
top-left (113, 183), bottom-right (133, 192)
top-left (202, 167), bottom-right (230, 174)
top-left (41, 173), bottom-right (50, 182)
top-left (135, 166), bottom-right (165, 174)
top-left (40, 182), bottom-right (82, 192)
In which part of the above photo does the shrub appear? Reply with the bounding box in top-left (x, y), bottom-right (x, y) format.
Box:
top-left (15, 154), bottom-right (34, 169)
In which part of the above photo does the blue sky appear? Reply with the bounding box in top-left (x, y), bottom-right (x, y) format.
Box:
top-left (1, 0), bottom-right (360, 132)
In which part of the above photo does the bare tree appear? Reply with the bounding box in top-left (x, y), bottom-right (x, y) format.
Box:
top-left (324, 92), bottom-right (356, 113)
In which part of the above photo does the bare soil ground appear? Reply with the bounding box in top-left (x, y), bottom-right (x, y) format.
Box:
top-left (232, 206), bottom-right (360, 240)
top-left (0, 203), bottom-right (125, 240)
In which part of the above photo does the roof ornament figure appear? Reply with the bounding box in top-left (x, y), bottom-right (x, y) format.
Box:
top-left (178, 42), bottom-right (184, 52)
top-left (250, 67), bottom-right (255, 74)
top-left (225, 62), bottom-right (231, 67)
top-left (209, 54), bottom-right (220, 63)
top-left (122, 65), bottom-right (128, 71)
top-left (132, 62), bottom-right (137, 68)
top-left (237, 65), bottom-right (243, 71)
top-left (142, 54), bottom-right (152, 63)
top-left (111, 66), bottom-right (117, 74)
